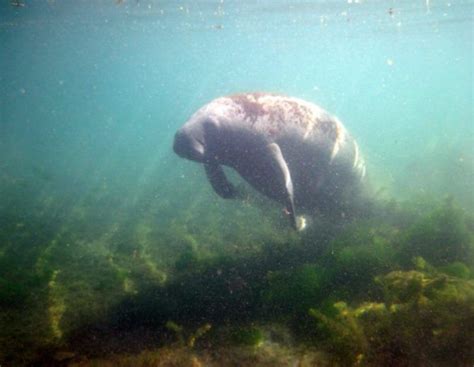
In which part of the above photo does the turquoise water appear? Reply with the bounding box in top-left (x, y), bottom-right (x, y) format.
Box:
top-left (2, 0), bottom-right (472, 210)
top-left (0, 1), bottom-right (473, 365)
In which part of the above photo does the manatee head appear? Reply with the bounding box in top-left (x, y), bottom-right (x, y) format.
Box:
top-left (173, 123), bottom-right (206, 162)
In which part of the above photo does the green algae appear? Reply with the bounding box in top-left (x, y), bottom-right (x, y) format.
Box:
top-left (438, 261), bottom-right (471, 279)
top-left (399, 198), bottom-right (474, 267)
top-left (263, 265), bottom-right (325, 314)
top-left (308, 269), bottom-right (474, 366)
top-left (166, 321), bottom-right (212, 348)
top-left (309, 303), bottom-right (367, 366)
top-left (228, 326), bottom-right (265, 347)
top-left (1, 195), bottom-right (474, 366)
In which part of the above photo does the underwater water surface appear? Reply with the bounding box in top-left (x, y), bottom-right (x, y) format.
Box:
top-left (0, 1), bottom-right (473, 366)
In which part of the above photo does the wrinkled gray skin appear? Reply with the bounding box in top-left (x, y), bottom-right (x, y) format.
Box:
top-left (173, 93), bottom-right (367, 230)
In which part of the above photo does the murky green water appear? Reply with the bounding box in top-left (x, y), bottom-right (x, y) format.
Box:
top-left (1, 1), bottom-right (473, 366)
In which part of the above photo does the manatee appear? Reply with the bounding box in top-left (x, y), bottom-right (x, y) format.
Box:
top-left (173, 93), bottom-right (367, 230)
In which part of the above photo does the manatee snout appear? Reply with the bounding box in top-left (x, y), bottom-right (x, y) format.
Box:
top-left (173, 128), bottom-right (205, 162)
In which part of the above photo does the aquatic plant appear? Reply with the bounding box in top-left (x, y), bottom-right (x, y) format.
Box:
top-left (227, 325), bottom-right (265, 347)
top-left (174, 238), bottom-right (201, 272)
top-left (261, 264), bottom-right (331, 317)
top-left (67, 346), bottom-right (208, 367)
top-left (309, 303), bottom-right (367, 366)
top-left (373, 269), bottom-right (474, 365)
top-left (438, 261), bottom-right (471, 279)
top-left (399, 198), bottom-right (474, 267)
top-left (2, 192), bottom-right (474, 366)
top-left (166, 321), bottom-right (212, 348)
top-left (322, 223), bottom-right (398, 302)
top-left (308, 269), bottom-right (474, 366)
top-left (0, 215), bottom-right (61, 364)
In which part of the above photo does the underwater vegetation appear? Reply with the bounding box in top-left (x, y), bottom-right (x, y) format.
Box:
top-left (309, 268), bottom-right (474, 366)
top-left (0, 192), bottom-right (473, 366)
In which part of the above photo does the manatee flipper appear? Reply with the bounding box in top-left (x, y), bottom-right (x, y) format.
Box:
top-left (265, 143), bottom-right (300, 230)
top-left (204, 163), bottom-right (238, 199)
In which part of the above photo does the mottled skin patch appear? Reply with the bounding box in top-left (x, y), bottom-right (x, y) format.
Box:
top-left (225, 93), bottom-right (340, 144)
top-left (174, 93), bottom-right (367, 226)
top-left (229, 93), bottom-right (268, 125)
